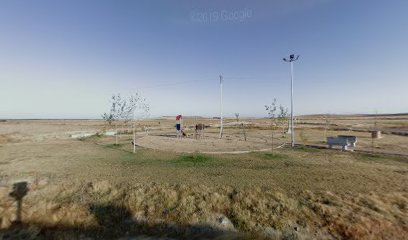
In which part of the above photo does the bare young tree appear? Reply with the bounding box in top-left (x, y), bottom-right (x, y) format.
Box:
top-left (235, 113), bottom-right (240, 122)
top-left (323, 114), bottom-right (330, 142)
top-left (265, 98), bottom-right (278, 153)
top-left (371, 110), bottom-right (378, 155)
top-left (102, 94), bottom-right (126, 145)
top-left (278, 105), bottom-right (289, 137)
top-left (127, 92), bottom-right (150, 153)
top-left (121, 94), bottom-right (141, 134)
top-left (102, 93), bottom-right (149, 147)
top-left (240, 123), bottom-right (247, 142)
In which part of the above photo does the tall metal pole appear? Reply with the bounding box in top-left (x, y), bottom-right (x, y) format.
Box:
top-left (219, 75), bottom-right (223, 138)
top-left (283, 54), bottom-right (299, 147)
top-left (290, 61), bottom-right (294, 147)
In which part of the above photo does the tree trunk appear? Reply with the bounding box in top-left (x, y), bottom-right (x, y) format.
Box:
top-left (115, 122), bottom-right (118, 145)
top-left (271, 120), bottom-right (274, 154)
top-left (133, 119), bottom-right (136, 153)
top-left (242, 124), bottom-right (247, 142)
top-left (272, 132), bottom-right (274, 154)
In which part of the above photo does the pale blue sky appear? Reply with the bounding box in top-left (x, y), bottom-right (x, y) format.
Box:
top-left (1, 0), bottom-right (407, 118)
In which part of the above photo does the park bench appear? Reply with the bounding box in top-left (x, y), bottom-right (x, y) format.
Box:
top-left (327, 135), bottom-right (357, 150)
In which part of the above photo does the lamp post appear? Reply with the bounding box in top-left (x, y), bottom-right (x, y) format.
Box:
top-left (219, 75), bottom-right (223, 138)
top-left (283, 54), bottom-right (299, 147)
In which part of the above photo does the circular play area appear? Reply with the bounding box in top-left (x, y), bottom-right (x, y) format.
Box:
top-left (130, 114), bottom-right (288, 154)
top-left (135, 135), bottom-right (274, 154)
top-left (131, 114), bottom-right (278, 154)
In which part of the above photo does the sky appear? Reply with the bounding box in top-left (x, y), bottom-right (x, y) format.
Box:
top-left (1, 0), bottom-right (407, 119)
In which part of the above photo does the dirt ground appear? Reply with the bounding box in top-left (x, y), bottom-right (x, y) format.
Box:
top-left (0, 116), bottom-right (407, 239)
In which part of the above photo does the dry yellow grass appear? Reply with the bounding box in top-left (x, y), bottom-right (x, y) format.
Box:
top-left (1, 181), bottom-right (407, 239)
top-left (0, 118), bottom-right (407, 239)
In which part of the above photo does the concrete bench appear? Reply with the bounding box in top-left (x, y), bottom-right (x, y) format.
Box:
top-left (327, 135), bottom-right (357, 150)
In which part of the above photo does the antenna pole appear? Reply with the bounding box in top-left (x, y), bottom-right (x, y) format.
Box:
top-left (219, 75), bottom-right (223, 138)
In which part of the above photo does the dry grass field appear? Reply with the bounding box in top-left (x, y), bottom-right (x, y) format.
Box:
top-left (0, 115), bottom-right (407, 239)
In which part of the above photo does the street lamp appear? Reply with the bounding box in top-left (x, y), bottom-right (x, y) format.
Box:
top-left (219, 75), bottom-right (223, 138)
top-left (283, 54), bottom-right (299, 147)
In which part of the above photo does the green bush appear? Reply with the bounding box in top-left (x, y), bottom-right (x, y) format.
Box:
top-left (175, 154), bottom-right (212, 165)
top-left (261, 152), bottom-right (288, 160)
